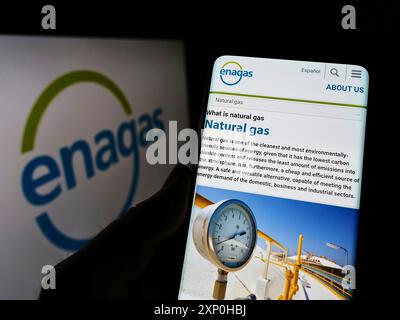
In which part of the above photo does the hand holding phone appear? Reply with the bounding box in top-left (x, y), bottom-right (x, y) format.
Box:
top-left (179, 56), bottom-right (368, 300)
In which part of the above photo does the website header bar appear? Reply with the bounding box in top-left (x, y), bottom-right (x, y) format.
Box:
top-left (211, 56), bottom-right (369, 107)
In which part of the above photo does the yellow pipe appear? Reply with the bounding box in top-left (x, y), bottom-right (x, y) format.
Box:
top-left (257, 230), bottom-right (287, 254)
top-left (296, 234), bottom-right (304, 265)
top-left (288, 234), bottom-right (303, 300)
top-left (268, 259), bottom-right (287, 269)
top-left (194, 193), bottom-right (214, 208)
top-left (279, 268), bottom-right (293, 300)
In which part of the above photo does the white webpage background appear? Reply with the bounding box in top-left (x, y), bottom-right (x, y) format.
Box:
top-left (197, 95), bottom-right (367, 210)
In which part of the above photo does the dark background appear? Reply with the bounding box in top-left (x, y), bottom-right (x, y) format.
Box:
top-left (1, 1), bottom-right (398, 306)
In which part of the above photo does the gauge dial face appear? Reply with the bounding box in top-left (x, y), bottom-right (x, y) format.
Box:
top-left (209, 202), bottom-right (256, 269)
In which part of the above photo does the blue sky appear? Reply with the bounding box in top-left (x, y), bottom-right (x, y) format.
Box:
top-left (197, 185), bottom-right (359, 266)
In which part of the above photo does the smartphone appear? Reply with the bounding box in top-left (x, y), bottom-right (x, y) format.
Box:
top-left (179, 56), bottom-right (368, 300)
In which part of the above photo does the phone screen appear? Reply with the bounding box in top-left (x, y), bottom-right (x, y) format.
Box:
top-left (179, 56), bottom-right (368, 300)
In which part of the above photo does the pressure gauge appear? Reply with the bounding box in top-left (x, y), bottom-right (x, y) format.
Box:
top-left (193, 199), bottom-right (257, 272)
